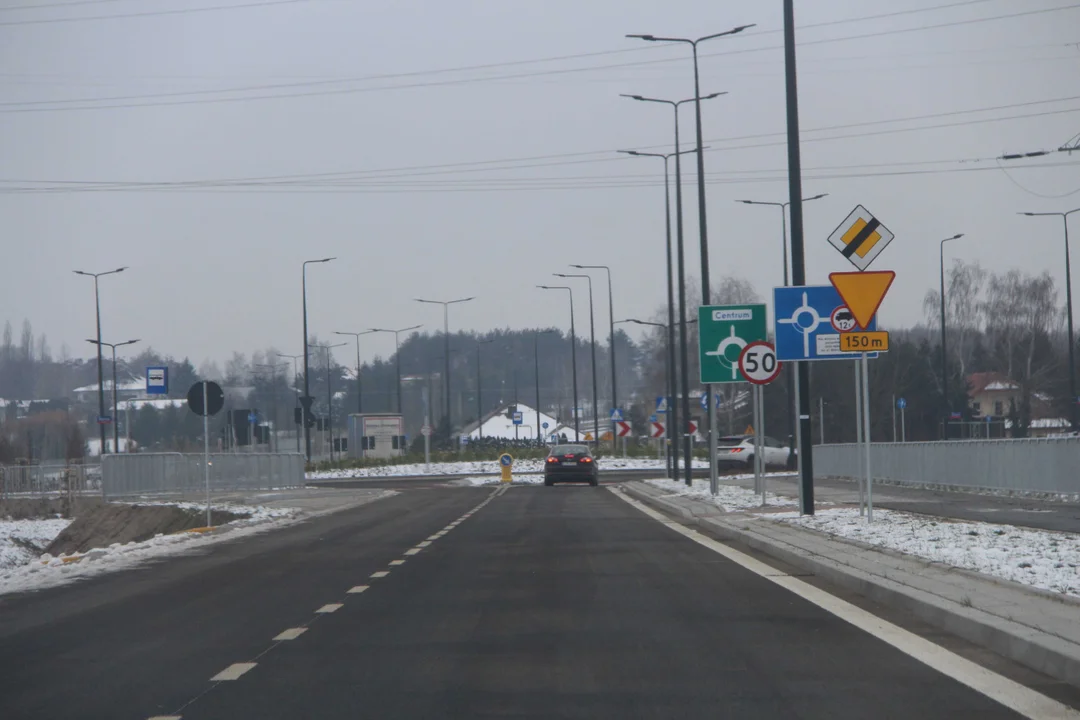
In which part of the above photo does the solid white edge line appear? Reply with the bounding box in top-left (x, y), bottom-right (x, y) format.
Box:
top-left (608, 487), bottom-right (1080, 720)
top-left (210, 663), bottom-right (257, 682)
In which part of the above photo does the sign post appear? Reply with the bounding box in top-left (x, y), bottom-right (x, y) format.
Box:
top-left (698, 304), bottom-right (767, 495)
top-left (187, 380), bottom-right (224, 527)
top-left (898, 397), bottom-right (907, 442)
top-left (739, 342), bottom-right (782, 505)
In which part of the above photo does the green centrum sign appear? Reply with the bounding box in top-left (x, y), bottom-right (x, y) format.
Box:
top-left (698, 304), bottom-right (768, 383)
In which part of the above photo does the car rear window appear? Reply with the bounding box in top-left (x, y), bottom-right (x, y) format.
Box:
top-left (551, 445), bottom-right (588, 455)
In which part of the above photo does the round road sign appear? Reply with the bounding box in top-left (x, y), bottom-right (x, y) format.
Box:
top-left (542, 421), bottom-right (549, 429)
top-left (830, 305), bottom-right (858, 333)
top-left (499, 453), bottom-right (514, 467)
top-left (187, 381), bottom-right (225, 417)
top-left (420, 424), bottom-right (433, 437)
top-left (738, 342), bottom-right (782, 385)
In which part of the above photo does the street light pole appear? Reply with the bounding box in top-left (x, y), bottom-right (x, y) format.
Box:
top-left (311, 342), bottom-right (347, 462)
top-left (538, 286), bottom-right (579, 439)
top-left (534, 329), bottom-right (556, 442)
top-left (623, 93), bottom-right (725, 484)
top-left (87, 338), bottom-right (139, 454)
top-left (556, 273), bottom-right (599, 447)
top-left (617, 318), bottom-right (673, 476)
top-left (370, 325), bottom-right (423, 414)
top-left (572, 264), bottom-right (619, 450)
top-left (737, 193), bottom-right (828, 462)
top-left (1020, 209), bottom-right (1080, 430)
top-left (938, 233), bottom-right (965, 437)
top-left (333, 330), bottom-right (378, 415)
top-left (255, 362), bottom-right (289, 451)
top-left (476, 338), bottom-right (494, 438)
top-left (302, 257), bottom-right (335, 461)
top-left (277, 353), bottom-right (304, 453)
top-left (415, 297), bottom-right (475, 434)
top-left (74, 266), bottom-right (127, 454)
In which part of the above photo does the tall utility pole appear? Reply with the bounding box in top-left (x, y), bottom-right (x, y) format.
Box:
top-left (73, 266), bottom-right (127, 455)
top-left (555, 273), bottom-right (599, 446)
top-left (782, 0), bottom-right (815, 514)
top-left (311, 342), bottom-right (346, 462)
top-left (538, 286), bottom-right (579, 439)
top-left (534, 329), bottom-right (556, 442)
top-left (475, 338), bottom-right (494, 437)
top-left (333, 329), bottom-right (377, 414)
top-left (1020, 208), bottom-right (1079, 431)
top-left (737, 193), bottom-right (828, 463)
top-left (572, 265), bottom-right (618, 450)
top-left (938, 234), bottom-right (965, 437)
top-left (415, 297), bottom-right (475, 434)
top-left (86, 338), bottom-right (138, 453)
top-left (277, 353), bottom-right (304, 453)
top-left (620, 149), bottom-right (696, 480)
top-left (370, 325), bottom-right (423, 414)
top-left (301, 257), bottom-right (335, 461)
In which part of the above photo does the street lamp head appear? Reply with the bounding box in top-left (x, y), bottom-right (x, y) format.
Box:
top-left (619, 93), bottom-right (646, 102)
top-left (86, 339), bottom-right (99, 345)
top-left (807, 193), bottom-right (829, 201)
top-left (702, 91), bottom-right (728, 100)
top-left (626, 34), bottom-right (655, 41)
top-left (122, 339), bottom-right (140, 346)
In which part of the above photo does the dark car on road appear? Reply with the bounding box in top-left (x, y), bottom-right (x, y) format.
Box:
top-left (544, 444), bottom-right (599, 486)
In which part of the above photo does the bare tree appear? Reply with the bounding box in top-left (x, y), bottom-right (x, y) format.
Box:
top-left (923, 259), bottom-right (987, 378)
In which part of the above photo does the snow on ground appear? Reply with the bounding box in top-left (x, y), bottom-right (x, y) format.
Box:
top-left (308, 457), bottom-right (708, 480)
top-left (768, 507), bottom-right (1080, 598)
top-left (458, 475), bottom-right (546, 486)
top-left (0, 501), bottom-right (308, 596)
top-left (645, 476), bottom-right (801, 511)
top-left (0, 517), bottom-right (73, 570)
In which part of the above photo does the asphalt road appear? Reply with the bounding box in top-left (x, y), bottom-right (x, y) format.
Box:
top-left (0, 483), bottom-right (1074, 719)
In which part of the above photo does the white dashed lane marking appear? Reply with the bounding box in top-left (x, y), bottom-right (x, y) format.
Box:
top-left (404, 548), bottom-right (421, 556)
top-left (389, 559), bottom-right (406, 566)
top-left (370, 571), bottom-right (390, 578)
top-left (347, 585), bottom-right (369, 594)
top-left (417, 541), bottom-right (432, 547)
top-left (273, 628), bottom-right (307, 641)
top-left (316, 604), bottom-right (343, 614)
top-left (147, 716), bottom-right (182, 720)
top-left (210, 663), bottom-right (257, 682)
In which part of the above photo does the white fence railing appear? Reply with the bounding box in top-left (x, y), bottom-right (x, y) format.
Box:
top-left (102, 452), bottom-right (305, 500)
top-left (0, 463), bottom-right (101, 499)
top-left (813, 437), bottom-right (1080, 495)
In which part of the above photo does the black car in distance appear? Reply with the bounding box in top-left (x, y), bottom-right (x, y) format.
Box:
top-left (544, 444), bottom-right (599, 486)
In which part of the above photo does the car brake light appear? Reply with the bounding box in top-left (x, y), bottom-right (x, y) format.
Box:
top-left (546, 457), bottom-right (558, 463)
top-left (580, 457), bottom-right (592, 463)
top-left (730, 448), bottom-right (744, 453)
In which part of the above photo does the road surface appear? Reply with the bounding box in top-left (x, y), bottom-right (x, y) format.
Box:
top-left (1, 481), bottom-right (1077, 719)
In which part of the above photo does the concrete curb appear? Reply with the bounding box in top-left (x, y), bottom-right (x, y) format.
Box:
top-left (621, 481), bottom-right (1080, 689)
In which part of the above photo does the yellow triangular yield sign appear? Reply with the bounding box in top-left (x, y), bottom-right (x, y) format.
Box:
top-left (744, 424), bottom-right (754, 435)
top-left (584, 432), bottom-right (593, 441)
top-left (829, 271), bottom-right (895, 330)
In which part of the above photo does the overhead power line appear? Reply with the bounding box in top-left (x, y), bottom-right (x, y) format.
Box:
top-left (0, 0), bottom-right (309, 26)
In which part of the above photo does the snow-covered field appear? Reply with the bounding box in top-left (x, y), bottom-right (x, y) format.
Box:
top-left (770, 508), bottom-right (1080, 598)
top-left (0, 502), bottom-right (305, 596)
top-left (645, 476), bottom-right (800, 511)
top-left (0, 517), bottom-right (73, 570)
top-left (308, 457), bottom-right (708, 480)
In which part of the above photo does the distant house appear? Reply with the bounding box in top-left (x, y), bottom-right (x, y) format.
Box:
top-left (966, 372), bottom-right (1020, 419)
top-left (72, 376), bottom-right (146, 404)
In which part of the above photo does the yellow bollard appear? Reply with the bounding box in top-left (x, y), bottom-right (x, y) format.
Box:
top-left (499, 453), bottom-right (513, 483)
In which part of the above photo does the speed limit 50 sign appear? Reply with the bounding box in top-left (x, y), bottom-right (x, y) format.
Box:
top-left (738, 341), bottom-right (782, 385)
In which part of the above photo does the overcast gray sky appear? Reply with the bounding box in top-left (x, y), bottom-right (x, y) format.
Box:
top-left (2, 0), bottom-right (1078, 369)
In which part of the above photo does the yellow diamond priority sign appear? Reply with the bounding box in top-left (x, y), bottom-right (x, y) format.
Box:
top-left (827, 205), bottom-right (894, 270)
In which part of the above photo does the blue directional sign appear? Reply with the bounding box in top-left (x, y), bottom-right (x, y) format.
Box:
top-left (655, 396), bottom-right (668, 413)
top-left (700, 392), bottom-right (709, 410)
top-left (610, 408), bottom-right (623, 422)
top-left (897, 397), bottom-right (907, 410)
top-left (649, 414), bottom-right (658, 423)
top-left (248, 412), bottom-right (258, 424)
top-left (774, 285), bottom-right (878, 362)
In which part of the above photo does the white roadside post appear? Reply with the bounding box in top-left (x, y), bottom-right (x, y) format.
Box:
top-left (855, 360), bottom-right (864, 515)
top-left (757, 385), bottom-right (767, 506)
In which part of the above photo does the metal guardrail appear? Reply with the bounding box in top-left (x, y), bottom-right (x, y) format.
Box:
top-left (0, 463), bottom-right (101, 499)
top-left (813, 437), bottom-right (1080, 495)
top-left (101, 452), bottom-right (306, 500)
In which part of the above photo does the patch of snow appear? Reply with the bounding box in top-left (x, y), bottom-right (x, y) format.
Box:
top-left (307, 457), bottom-right (708, 480)
top-left (768, 507), bottom-right (1080, 598)
top-left (0, 517), bottom-right (73, 570)
top-left (645, 476), bottom-right (799, 511)
top-left (458, 475), bottom-right (546, 486)
top-left (0, 501), bottom-right (307, 596)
